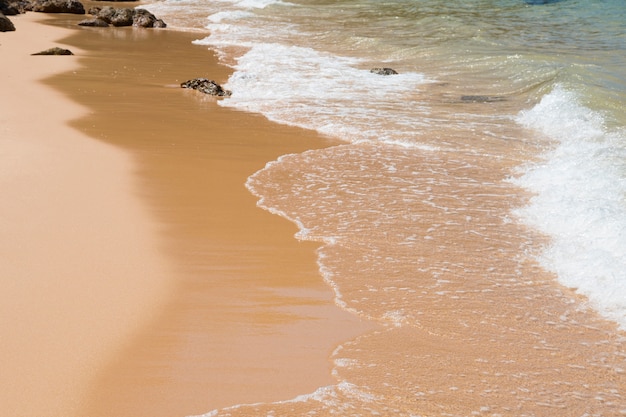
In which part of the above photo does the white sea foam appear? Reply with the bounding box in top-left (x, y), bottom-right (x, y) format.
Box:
top-left (205, 0), bottom-right (284, 22)
top-left (233, 0), bottom-right (287, 8)
top-left (200, 41), bottom-right (430, 145)
top-left (142, 0), bottom-right (288, 31)
top-left (192, 3), bottom-right (432, 148)
top-left (207, 10), bottom-right (254, 23)
top-left (200, 0), bottom-right (285, 8)
top-left (512, 86), bottom-right (626, 329)
top-left (193, 381), bottom-right (378, 416)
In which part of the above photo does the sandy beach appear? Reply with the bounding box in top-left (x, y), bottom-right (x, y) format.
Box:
top-left (1, 12), bottom-right (175, 417)
top-left (6, 6), bottom-right (625, 417)
top-left (1, 11), bottom-right (371, 417)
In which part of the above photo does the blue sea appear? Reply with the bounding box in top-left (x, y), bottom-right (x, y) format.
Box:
top-left (143, 0), bottom-right (626, 415)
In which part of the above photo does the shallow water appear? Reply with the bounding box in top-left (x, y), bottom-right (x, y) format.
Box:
top-left (141, 0), bottom-right (626, 415)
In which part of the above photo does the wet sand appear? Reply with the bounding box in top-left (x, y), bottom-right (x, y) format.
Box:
top-left (2, 11), bottom-right (372, 417)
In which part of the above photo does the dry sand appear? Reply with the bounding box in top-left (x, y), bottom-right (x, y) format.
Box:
top-left (1, 12), bottom-right (371, 417)
top-left (1, 12), bottom-right (174, 417)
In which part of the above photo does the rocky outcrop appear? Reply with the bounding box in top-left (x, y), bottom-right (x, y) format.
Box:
top-left (29, 0), bottom-right (85, 14)
top-left (181, 78), bottom-right (232, 97)
top-left (1, 0), bottom-right (166, 29)
top-left (31, 46), bottom-right (73, 55)
top-left (371, 67), bottom-right (398, 75)
top-left (132, 8), bottom-right (165, 27)
top-left (0, 0), bottom-right (20, 15)
top-left (0, 11), bottom-right (15, 31)
top-left (83, 6), bottom-right (166, 28)
top-left (3, 0), bottom-right (85, 14)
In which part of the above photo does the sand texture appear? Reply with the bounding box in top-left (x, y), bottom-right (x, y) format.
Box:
top-left (1, 12), bottom-right (371, 417)
top-left (1, 13), bottom-right (175, 417)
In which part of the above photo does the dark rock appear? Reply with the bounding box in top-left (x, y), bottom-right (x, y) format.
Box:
top-left (460, 95), bottom-right (506, 103)
top-left (181, 78), bottom-right (232, 97)
top-left (109, 7), bottom-right (133, 26)
top-left (89, 6), bottom-right (128, 25)
top-left (0, 11), bottom-right (15, 31)
top-left (78, 17), bottom-right (108, 26)
top-left (525, 0), bottom-right (564, 4)
top-left (29, 0), bottom-right (85, 14)
top-left (89, 5), bottom-right (112, 19)
top-left (370, 67), bottom-right (398, 76)
top-left (0, 0), bottom-right (20, 15)
top-left (1, 4), bottom-right (19, 14)
top-left (3, 0), bottom-right (34, 14)
top-left (31, 46), bottom-right (74, 55)
top-left (132, 9), bottom-right (152, 27)
top-left (132, 8), bottom-right (165, 27)
top-left (152, 18), bottom-right (166, 28)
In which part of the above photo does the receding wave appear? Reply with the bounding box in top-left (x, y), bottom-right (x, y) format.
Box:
top-left (511, 85), bottom-right (626, 329)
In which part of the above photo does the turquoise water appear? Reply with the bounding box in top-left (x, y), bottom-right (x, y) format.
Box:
top-left (142, 0), bottom-right (626, 415)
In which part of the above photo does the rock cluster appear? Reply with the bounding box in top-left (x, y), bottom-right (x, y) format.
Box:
top-left (181, 78), bottom-right (232, 97)
top-left (370, 67), bottom-right (398, 76)
top-left (0, 0), bottom-right (167, 30)
top-left (29, 0), bottom-right (84, 14)
top-left (0, 0), bottom-right (18, 15)
top-left (80, 6), bottom-right (166, 28)
top-left (2, 0), bottom-right (85, 14)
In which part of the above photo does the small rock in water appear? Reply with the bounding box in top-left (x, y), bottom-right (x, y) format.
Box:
top-left (370, 67), bottom-right (398, 75)
top-left (181, 78), bottom-right (232, 97)
top-left (460, 95), bottom-right (506, 103)
top-left (524, 0), bottom-right (563, 4)
top-left (78, 17), bottom-right (109, 26)
top-left (31, 47), bottom-right (74, 55)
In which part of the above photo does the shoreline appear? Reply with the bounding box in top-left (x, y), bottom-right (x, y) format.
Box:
top-left (3, 7), bottom-right (626, 417)
top-left (2, 10), bottom-right (373, 417)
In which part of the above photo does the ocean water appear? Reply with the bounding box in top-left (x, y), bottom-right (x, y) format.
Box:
top-left (143, 0), bottom-right (626, 415)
